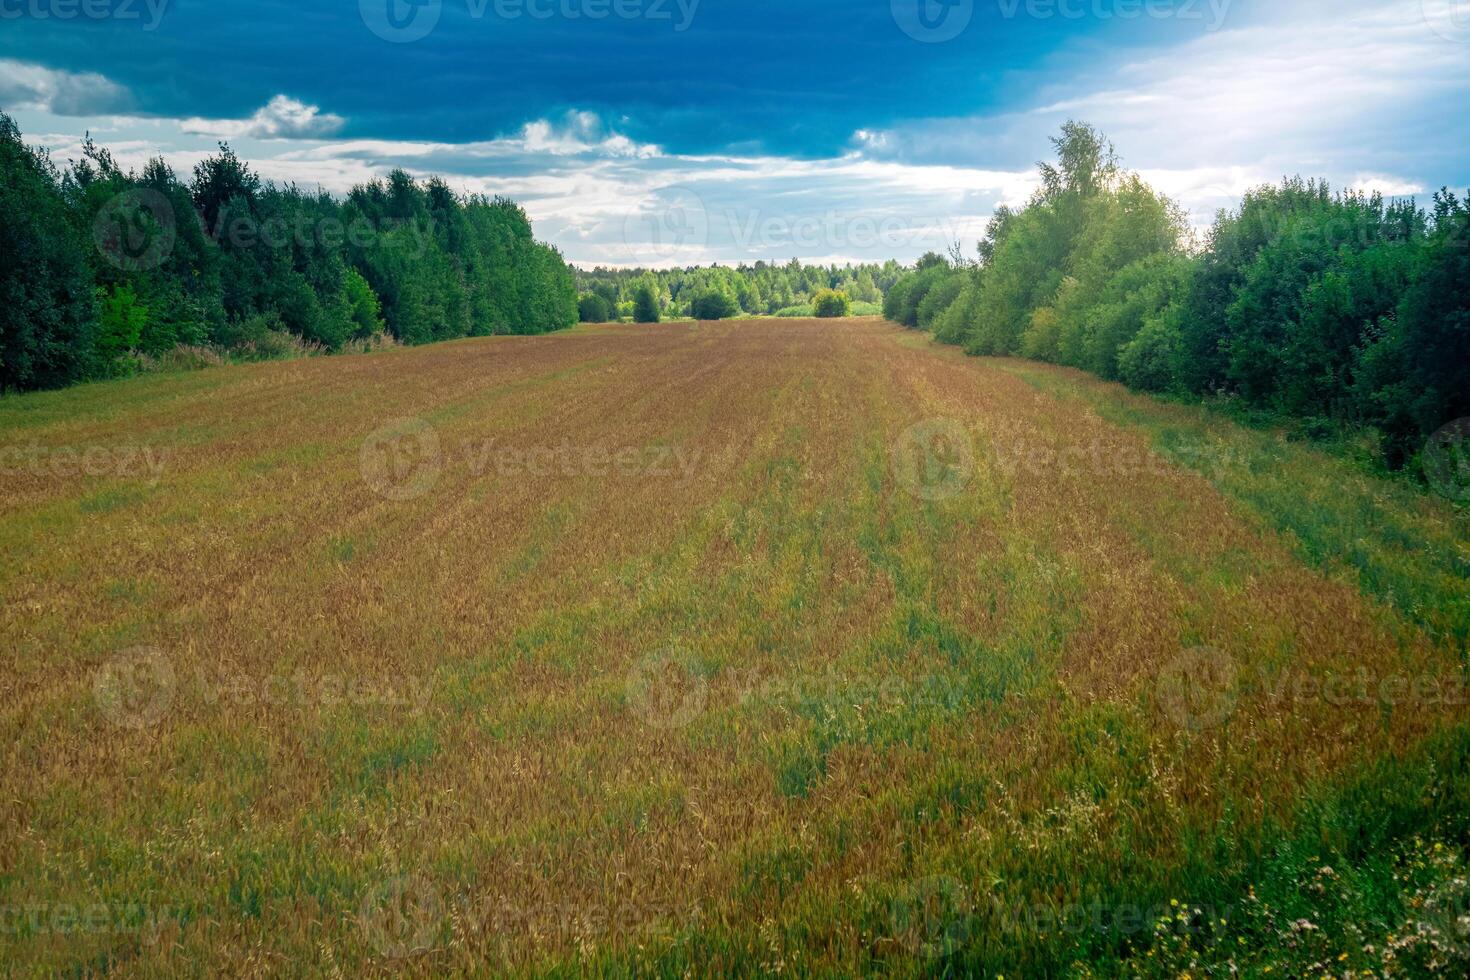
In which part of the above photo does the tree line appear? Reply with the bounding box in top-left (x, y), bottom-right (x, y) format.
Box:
top-left (0, 112), bottom-right (577, 393)
top-left (884, 121), bottom-right (1470, 472)
top-left (574, 260), bottom-right (901, 322)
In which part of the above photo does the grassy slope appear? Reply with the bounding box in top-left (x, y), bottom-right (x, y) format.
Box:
top-left (0, 319), bottom-right (1466, 976)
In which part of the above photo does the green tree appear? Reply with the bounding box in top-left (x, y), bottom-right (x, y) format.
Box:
top-left (813, 288), bottom-right (851, 318)
top-left (632, 281), bottom-right (661, 323)
top-left (0, 113), bottom-right (95, 391)
top-left (95, 282), bottom-right (147, 368)
top-left (578, 293), bottom-right (612, 322)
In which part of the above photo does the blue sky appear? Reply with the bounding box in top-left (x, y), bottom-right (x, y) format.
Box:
top-left (3, 0), bottom-right (1469, 265)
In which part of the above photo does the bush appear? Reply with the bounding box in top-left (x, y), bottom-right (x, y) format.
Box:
top-left (813, 289), bottom-right (851, 318)
top-left (690, 288), bottom-right (740, 320)
top-left (239, 330), bottom-right (325, 362)
top-left (136, 345), bottom-right (228, 374)
top-left (578, 293), bottom-right (611, 322)
top-left (1117, 306), bottom-right (1185, 392)
top-left (632, 283), bottom-right (661, 323)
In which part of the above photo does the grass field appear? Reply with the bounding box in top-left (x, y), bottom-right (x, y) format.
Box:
top-left (2, 316), bottom-right (1468, 976)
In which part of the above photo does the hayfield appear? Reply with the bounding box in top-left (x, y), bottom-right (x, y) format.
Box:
top-left (2, 316), bottom-right (1467, 976)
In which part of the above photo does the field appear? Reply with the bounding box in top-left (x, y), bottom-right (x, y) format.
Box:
top-left (2, 316), bottom-right (1468, 976)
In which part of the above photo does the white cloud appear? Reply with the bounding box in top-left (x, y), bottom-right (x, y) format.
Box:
top-left (847, 0), bottom-right (1470, 224)
top-left (0, 59), bottom-right (133, 115)
top-left (519, 110), bottom-right (661, 158)
top-left (1350, 174), bottom-right (1426, 197)
top-left (182, 95), bottom-right (346, 141)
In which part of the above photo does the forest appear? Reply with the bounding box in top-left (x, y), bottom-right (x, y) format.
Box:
top-left (883, 122), bottom-right (1470, 472)
top-left (573, 260), bottom-right (899, 322)
top-left (0, 113), bottom-right (578, 393)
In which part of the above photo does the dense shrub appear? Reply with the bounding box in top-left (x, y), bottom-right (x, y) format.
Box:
top-left (632, 281), bottom-right (661, 323)
top-left (578, 293), bottom-right (612, 322)
top-left (690, 286), bottom-right (740, 320)
top-left (812, 289), bottom-right (850, 317)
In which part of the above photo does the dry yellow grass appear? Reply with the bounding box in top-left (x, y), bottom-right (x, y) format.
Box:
top-left (1, 317), bottom-right (1465, 975)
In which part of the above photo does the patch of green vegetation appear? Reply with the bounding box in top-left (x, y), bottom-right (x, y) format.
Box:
top-left (78, 487), bottom-right (148, 514)
top-left (1004, 362), bottom-right (1470, 649)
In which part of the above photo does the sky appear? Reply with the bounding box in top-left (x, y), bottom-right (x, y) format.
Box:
top-left (2, 0), bottom-right (1468, 266)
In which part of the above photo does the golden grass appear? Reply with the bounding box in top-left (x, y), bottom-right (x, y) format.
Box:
top-left (1, 317), bottom-right (1465, 975)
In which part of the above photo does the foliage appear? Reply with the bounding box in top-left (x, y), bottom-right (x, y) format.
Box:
top-left (632, 280), bottom-right (661, 323)
top-left (883, 120), bottom-right (1470, 477)
top-left (0, 115), bottom-right (95, 391)
top-left (578, 258), bottom-right (900, 321)
top-left (812, 289), bottom-right (851, 317)
top-left (0, 113), bottom-right (576, 393)
top-left (578, 292), bottom-right (612, 323)
top-left (690, 284), bottom-right (741, 320)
